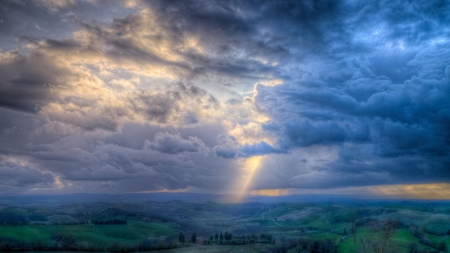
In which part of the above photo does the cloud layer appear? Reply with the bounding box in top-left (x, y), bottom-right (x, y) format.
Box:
top-left (0, 0), bottom-right (449, 196)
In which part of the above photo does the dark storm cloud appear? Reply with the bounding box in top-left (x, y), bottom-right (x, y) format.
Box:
top-left (229, 0), bottom-right (450, 189)
top-left (0, 156), bottom-right (54, 188)
top-left (254, 47), bottom-right (450, 188)
top-left (70, 5), bottom-right (278, 80)
top-left (1, 0), bottom-right (450, 193)
top-left (0, 120), bottom-right (235, 192)
top-left (28, 134), bottom-right (164, 180)
top-left (0, 51), bottom-right (65, 112)
top-left (277, 119), bottom-right (349, 147)
top-left (0, 0), bottom-right (136, 51)
top-left (356, 0), bottom-right (450, 47)
top-left (262, 58), bottom-right (450, 155)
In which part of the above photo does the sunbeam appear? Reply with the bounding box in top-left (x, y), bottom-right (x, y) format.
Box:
top-left (226, 156), bottom-right (263, 202)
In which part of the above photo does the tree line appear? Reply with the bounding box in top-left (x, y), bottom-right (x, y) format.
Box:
top-left (266, 238), bottom-right (336, 253)
top-left (91, 218), bottom-right (127, 225)
top-left (0, 234), bottom-right (181, 251)
top-left (178, 232), bottom-right (196, 244)
top-left (408, 225), bottom-right (447, 253)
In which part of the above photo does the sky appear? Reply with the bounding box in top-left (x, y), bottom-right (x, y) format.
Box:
top-left (0, 0), bottom-right (450, 200)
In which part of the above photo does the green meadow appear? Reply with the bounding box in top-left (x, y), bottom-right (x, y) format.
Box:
top-left (0, 220), bottom-right (175, 248)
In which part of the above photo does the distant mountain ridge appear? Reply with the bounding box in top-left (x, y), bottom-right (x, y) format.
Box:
top-left (1, 192), bottom-right (448, 206)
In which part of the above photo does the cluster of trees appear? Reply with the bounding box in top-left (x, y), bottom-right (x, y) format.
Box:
top-left (178, 232), bottom-right (196, 244)
top-left (138, 236), bottom-right (180, 251)
top-left (407, 242), bottom-right (443, 253)
top-left (0, 237), bottom-right (28, 250)
top-left (51, 221), bottom-right (88, 225)
top-left (210, 231), bottom-right (233, 241)
top-left (0, 234), bottom-right (182, 252)
top-left (409, 226), bottom-right (447, 252)
top-left (50, 234), bottom-right (77, 249)
top-left (0, 235), bottom-right (79, 251)
top-left (266, 238), bottom-right (336, 253)
top-left (0, 212), bottom-right (28, 225)
top-left (0, 220), bottom-right (28, 225)
top-left (351, 220), bottom-right (401, 253)
top-left (29, 213), bottom-right (47, 222)
top-left (0, 220), bottom-right (87, 226)
top-left (206, 232), bottom-right (274, 245)
top-left (91, 218), bottom-right (127, 225)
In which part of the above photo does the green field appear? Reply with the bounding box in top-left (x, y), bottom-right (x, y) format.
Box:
top-left (0, 220), bottom-right (176, 248)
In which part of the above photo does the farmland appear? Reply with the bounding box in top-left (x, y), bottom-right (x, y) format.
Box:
top-left (0, 196), bottom-right (449, 252)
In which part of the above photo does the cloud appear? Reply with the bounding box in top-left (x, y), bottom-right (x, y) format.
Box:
top-left (213, 134), bottom-right (281, 158)
top-left (1, 0), bottom-right (450, 195)
top-left (213, 134), bottom-right (241, 159)
top-left (129, 91), bottom-right (180, 124)
top-left (145, 132), bottom-right (209, 154)
top-left (241, 141), bottom-right (283, 157)
top-left (0, 50), bottom-right (68, 112)
top-left (277, 119), bottom-right (348, 148)
top-left (34, 0), bottom-right (76, 12)
top-left (0, 156), bottom-right (54, 188)
top-left (252, 45), bottom-right (450, 188)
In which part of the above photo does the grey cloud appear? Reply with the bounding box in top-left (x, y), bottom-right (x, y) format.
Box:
top-left (0, 157), bottom-right (54, 187)
top-left (312, 153), bottom-right (450, 189)
top-left (0, 115), bottom-right (233, 192)
top-left (0, 108), bottom-right (50, 152)
top-left (363, 0), bottom-right (450, 47)
top-left (1, 0), bottom-right (450, 193)
top-left (34, 0), bottom-right (76, 12)
top-left (213, 134), bottom-right (281, 158)
top-left (0, 41), bottom-right (219, 131)
top-left (68, 0), bottom-right (293, 82)
top-left (129, 91), bottom-right (180, 124)
top-left (278, 119), bottom-right (348, 148)
top-left (253, 47), bottom-right (450, 189)
top-left (145, 132), bottom-right (209, 154)
top-left (240, 141), bottom-right (283, 157)
top-left (0, 51), bottom-right (66, 112)
top-left (4, 121), bottom-right (235, 192)
top-left (213, 134), bottom-right (240, 159)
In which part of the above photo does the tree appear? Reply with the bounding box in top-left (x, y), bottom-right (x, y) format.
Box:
top-left (219, 232), bottom-right (223, 241)
top-left (191, 233), bottom-right (196, 243)
top-left (224, 232), bottom-right (232, 241)
top-left (215, 233), bottom-right (218, 241)
top-left (354, 220), bottom-right (399, 253)
top-left (178, 232), bottom-right (185, 244)
top-left (50, 234), bottom-right (76, 249)
top-left (436, 241), bottom-right (447, 252)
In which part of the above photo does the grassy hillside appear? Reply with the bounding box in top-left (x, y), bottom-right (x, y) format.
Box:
top-left (0, 220), bottom-right (176, 248)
